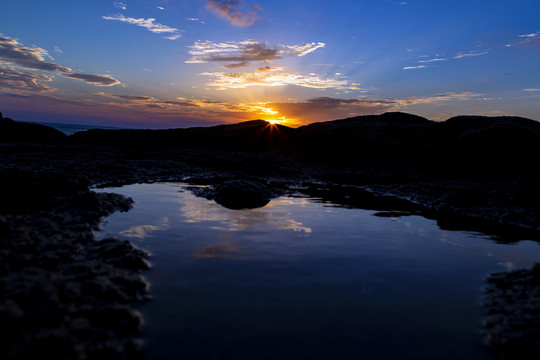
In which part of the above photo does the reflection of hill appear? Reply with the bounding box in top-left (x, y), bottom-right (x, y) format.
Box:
top-left (69, 111), bottom-right (540, 177)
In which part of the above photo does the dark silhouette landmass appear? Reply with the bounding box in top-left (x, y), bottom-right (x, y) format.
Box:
top-left (68, 111), bottom-right (540, 178)
top-left (1, 110), bottom-right (540, 359)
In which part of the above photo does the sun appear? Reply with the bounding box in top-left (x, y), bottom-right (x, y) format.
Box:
top-left (266, 119), bottom-right (279, 125)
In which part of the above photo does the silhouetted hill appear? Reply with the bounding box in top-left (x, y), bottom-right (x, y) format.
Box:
top-left (0, 112), bottom-right (66, 142)
top-left (71, 119), bottom-right (295, 151)
top-left (295, 112), bottom-right (436, 158)
top-left (3, 111), bottom-right (540, 178)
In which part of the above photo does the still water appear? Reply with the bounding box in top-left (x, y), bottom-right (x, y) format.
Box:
top-left (95, 183), bottom-right (539, 360)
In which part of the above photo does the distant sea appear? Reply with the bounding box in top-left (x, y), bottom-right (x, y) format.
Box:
top-left (32, 122), bottom-right (126, 136)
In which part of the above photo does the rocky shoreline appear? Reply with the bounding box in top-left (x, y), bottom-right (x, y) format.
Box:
top-left (2, 113), bottom-right (540, 359)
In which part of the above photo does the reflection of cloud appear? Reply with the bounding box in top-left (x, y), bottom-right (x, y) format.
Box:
top-left (102, 14), bottom-right (182, 39)
top-left (201, 71), bottom-right (360, 90)
top-left (187, 40), bottom-right (324, 66)
top-left (0, 35), bottom-right (120, 86)
top-left (193, 241), bottom-right (242, 261)
top-left (206, 0), bottom-right (261, 27)
top-left (180, 196), bottom-right (312, 234)
top-left (498, 261), bottom-right (516, 271)
top-left (119, 217), bottom-right (170, 239)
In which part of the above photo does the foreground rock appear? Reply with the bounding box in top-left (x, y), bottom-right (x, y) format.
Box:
top-left (484, 264), bottom-right (540, 359)
top-left (0, 191), bottom-right (150, 360)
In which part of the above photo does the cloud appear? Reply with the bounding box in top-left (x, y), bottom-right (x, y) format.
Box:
top-left (0, 36), bottom-right (70, 72)
top-left (102, 14), bottom-right (182, 39)
top-left (256, 65), bottom-right (282, 72)
top-left (0, 35), bottom-right (120, 86)
top-left (516, 32), bottom-right (540, 48)
top-left (418, 58), bottom-right (447, 63)
top-left (96, 92), bottom-right (202, 108)
top-left (200, 71), bottom-right (363, 90)
top-left (452, 50), bottom-right (490, 59)
top-left (0, 66), bottom-right (54, 94)
top-left (187, 40), bottom-right (324, 66)
top-left (206, 0), bottom-right (261, 27)
top-left (265, 93), bottom-right (484, 124)
top-left (283, 43), bottom-right (325, 57)
top-left (519, 32), bottom-right (540, 38)
top-left (114, 2), bottom-right (127, 10)
top-left (523, 88), bottom-right (540, 92)
top-left (403, 65), bottom-right (427, 70)
top-left (222, 61), bottom-right (250, 69)
top-left (63, 72), bottom-right (120, 86)
top-left (403, 48), bottom-right (489, 70)
top-left (187, 18), bottom-right (205, 24)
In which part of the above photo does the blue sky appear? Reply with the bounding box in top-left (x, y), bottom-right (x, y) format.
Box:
top-left (1, 0), bottom-right (539, 127)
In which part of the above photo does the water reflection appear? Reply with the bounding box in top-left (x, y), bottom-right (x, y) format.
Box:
top-left (193, 241), bottom-right (243, 261)
top-left (118, 217), bottom-right (170, 239)
top-left (93, 183), bottom-right (540, 360)
top-left (179, 197), bottom-right (312, 234)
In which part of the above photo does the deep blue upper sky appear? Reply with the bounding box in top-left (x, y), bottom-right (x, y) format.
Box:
top-left (1, 0), bottom-right (539, 127)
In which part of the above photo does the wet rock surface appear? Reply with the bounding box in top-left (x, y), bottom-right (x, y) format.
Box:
top-left (0, 190), bottom-right (149, 360)
top-left (484, 265), bottom-right (540, 360)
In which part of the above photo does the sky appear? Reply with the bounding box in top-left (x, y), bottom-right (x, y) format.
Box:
top-left (1, 0), bottom-right (539, 128)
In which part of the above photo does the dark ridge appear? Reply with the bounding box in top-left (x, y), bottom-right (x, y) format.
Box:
top-left (71, 119), bottom-right (296, 152)
top-left (298, 112), bottom-right (432, 130)
top-left (3, 111), bottom-right (540, 179)
top-left (0, 113), bottom-right (66, 142)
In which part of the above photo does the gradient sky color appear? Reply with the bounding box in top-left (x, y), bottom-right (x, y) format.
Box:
top-left (1, 0), bottom-right (539, 128)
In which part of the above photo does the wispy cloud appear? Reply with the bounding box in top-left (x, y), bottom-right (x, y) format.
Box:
top-left (187, 40), bottom-right (324, 67)
top-left (0, 35), bottom-right (120, 86)
top-left (96, 92), bottom-right (203, 108)
top-left (516, 32), bottom-right (540, 48)
top-left (0, 66), bottom-right (54, 94)
top-left (418, 58), bottom-right (447, 63)
top-left (206, 0), bottom-right (261, 27)
top-left (523, 88), bottom-right (540, 92)
top-left (63, 72), bottom-right (120, 86)
top-left (102, 14), bottom-right (182, 39)
top-left (403, 65), bottom-right (427, 70)
top-left (114, 2), bottom-right (127, 10)
top-left (403, 48), bottom-right (489, 70)
top-left (187, 18), bottom-right (206, 24)
top-left (201, 71), bottom-right (363, 90)
top-left (452, 49), bottom-right (490, 59)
